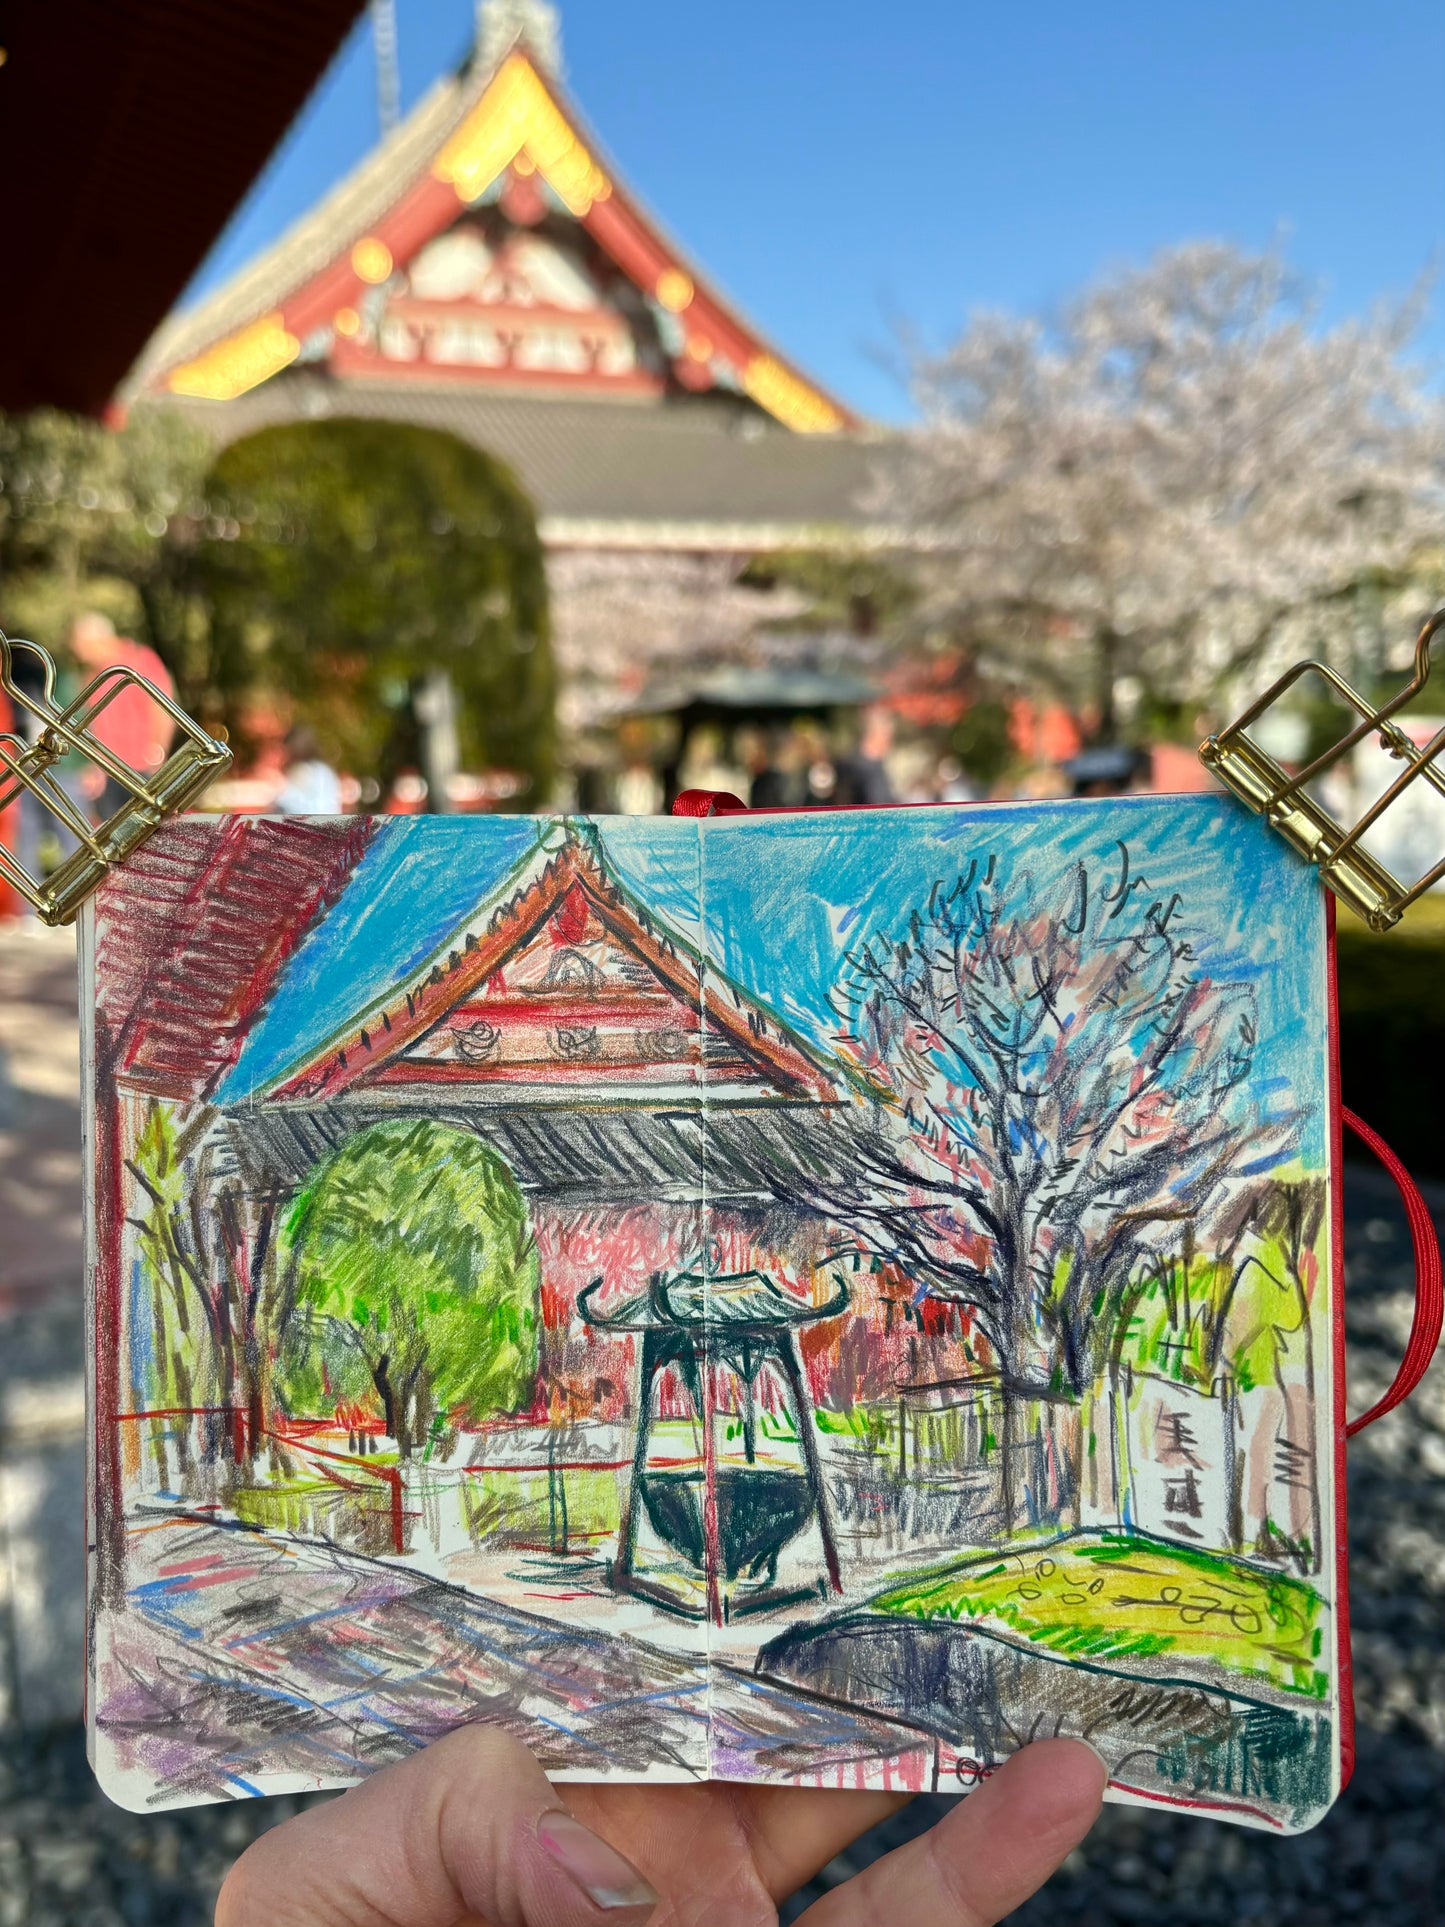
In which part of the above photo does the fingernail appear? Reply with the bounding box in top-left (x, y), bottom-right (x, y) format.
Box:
top-left (537, 1810), bottom-right (659, 1912)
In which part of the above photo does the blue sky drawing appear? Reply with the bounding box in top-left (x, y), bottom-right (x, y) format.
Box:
top-left (218, 797), bottom-right (1327, 1175)
top-left (699, 796), bottom-right (1329, 1169)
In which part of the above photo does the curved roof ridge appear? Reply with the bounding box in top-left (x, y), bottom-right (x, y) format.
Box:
top-left (126, 41), bottom-right (857, 432)
top-left (123, 60), bottom-right (483, 397)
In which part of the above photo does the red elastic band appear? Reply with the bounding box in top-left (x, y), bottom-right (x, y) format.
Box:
top-left (1342, 1108), bottom-right (1444, 1435)
top-left (671, 789), bottom-right (746, 817)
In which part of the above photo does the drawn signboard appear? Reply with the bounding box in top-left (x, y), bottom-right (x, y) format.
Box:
top-left (84, 799), bottom-right (1340, 1829)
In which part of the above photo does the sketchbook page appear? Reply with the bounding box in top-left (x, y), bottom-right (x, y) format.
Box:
top-left (86, 813), bottom-right (718, 1810)
top-left (696, 796), bottom-right (1338, 1832)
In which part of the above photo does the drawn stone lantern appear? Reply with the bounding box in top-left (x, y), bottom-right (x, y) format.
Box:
top-left (580, 1259), bottom-right (848, 1624)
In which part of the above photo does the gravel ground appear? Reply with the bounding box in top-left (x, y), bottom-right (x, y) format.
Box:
top-left (0, 918), bottom-right (1440, 1923)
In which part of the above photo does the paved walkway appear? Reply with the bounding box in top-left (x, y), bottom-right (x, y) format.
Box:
top-left (0, 923), bottom-right (85, 1734)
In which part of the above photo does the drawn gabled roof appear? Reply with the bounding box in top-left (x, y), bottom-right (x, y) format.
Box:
top-left (253, 822), bottom-right (838, 1108)
top-left (128, 41), bottom-right (855, 437)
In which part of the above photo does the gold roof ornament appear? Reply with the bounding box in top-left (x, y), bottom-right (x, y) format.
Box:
top-left (432, 51), bottom-right (610, 216)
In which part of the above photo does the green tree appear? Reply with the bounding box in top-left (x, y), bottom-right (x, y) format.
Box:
top-left (192, 417), bottom-right (555, 799)
top-left (949, 696), bottom-right (1016, 791)
top-left (738, 547), bottom-right (920, 638)
top-left (280, 1120), bottom-right (540, 1457)
top-left (1108, 1179), bottom-right (1325, 1400)
top-left (0, 406), bottom-right (211, 649)
top-left (127, 1099), bottom-right (209, 1486)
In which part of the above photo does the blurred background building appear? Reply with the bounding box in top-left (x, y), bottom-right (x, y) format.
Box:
top-left (122, 0), bottom-right (898, 803)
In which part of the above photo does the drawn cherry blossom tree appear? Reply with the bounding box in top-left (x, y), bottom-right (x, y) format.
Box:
top-left (831, 844), bottom-right (1286, 1458)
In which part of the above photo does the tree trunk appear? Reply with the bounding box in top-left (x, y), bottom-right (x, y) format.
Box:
top-left (997, 1388), bottom-right (1019, 1535)
top-left (246, 1371), bottom-right (265, 1468)
top-left (1092, 627), bottom-right (1120, 740)
top-left (372, 1355), bottom-right (400, 1454)
top-left (212, 1283), bottom-right (239, 1464)
top-left (1223, 1376), bottom-right (1245, 1554)
top-left (172, 1351), bottom-right (194, 1481)
top-left (405, 1365), bottom-right (433, 1461)
top-left (149, 1418), bottom-right (170, 1492)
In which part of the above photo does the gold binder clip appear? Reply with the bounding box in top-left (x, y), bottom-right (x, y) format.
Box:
top-left (1200, 607), bottom-right (1445, 933)
top-left (0, 632), bottom-right (232, 926)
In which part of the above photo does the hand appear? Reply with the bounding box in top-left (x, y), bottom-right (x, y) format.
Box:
top-left (216, 1726), bottom-right (1105, 1926)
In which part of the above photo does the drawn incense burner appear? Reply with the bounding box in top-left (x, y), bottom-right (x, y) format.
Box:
top-left (580, 1261), bottom-right (848, 1623)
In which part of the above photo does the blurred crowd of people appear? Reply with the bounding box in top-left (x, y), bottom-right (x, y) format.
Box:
top-left (2, 620), bottom-right (1210, 924)
top-left (582, 707), bottom-right (1190, 817)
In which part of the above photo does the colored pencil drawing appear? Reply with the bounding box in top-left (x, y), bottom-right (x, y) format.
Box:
top-left (86, 799), bottom-right (1337, 1828)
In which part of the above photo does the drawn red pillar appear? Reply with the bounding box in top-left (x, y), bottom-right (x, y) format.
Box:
top-left (388, 1465), bottom-right (405, 1554)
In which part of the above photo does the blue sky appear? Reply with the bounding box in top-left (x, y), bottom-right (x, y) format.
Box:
top-left (184, 0), bottom-right (1445, 422)
top-left (218, 801), bottom-right (1328, 1178)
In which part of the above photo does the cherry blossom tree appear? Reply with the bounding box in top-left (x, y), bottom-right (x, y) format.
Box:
top-left (877, 243), bottom-right (1445, 733)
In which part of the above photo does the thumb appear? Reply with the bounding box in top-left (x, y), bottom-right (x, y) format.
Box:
top-left (216, 1724), bottom-right (659, 1927)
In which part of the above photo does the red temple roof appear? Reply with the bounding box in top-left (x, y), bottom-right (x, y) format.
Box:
top-left (267, 825), bottom-right (839, 1107)
top-left (130, 34), bottom-right (855, 438)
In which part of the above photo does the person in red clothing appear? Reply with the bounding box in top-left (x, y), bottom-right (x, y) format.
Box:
top-left (0, 673), bottom-right (23, 919)
top-left (67, 611), bottom-right (176, 819)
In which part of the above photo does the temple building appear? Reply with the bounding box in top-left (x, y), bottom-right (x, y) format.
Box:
top-left (126, 1), bottom-right (890, 747)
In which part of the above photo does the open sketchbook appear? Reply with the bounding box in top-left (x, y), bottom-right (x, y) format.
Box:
top-left (83, 797), bottom-right (1343, 1830)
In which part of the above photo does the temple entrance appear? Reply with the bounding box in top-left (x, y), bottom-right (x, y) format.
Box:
top-left (189, 415), bottom-right (553, 809)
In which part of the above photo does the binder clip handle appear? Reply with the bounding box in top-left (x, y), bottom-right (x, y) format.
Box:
top-left (0, 631), bottom-right (232, 925)
top-left (1202, 607), bottom-right (1445, 932)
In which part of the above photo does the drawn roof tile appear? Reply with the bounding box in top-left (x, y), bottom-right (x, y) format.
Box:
top-left (100, 817), bottom-right (377, 1101)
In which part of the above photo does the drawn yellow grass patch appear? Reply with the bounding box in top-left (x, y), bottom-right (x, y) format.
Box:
top-left (871, 1532), bottom-right (1328, 1700)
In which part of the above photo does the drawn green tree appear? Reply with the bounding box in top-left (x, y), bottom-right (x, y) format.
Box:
top-left (128, 1098), bottom-right (284, 1476)
top-left (1112, 1179), bottom-right (1325, 1397)
top-left (279, 1119), bottom-right (540, 1457)
top-left (127, 1100), bottom-right (209, 1484)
